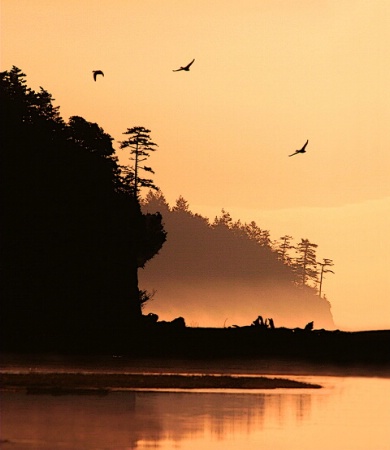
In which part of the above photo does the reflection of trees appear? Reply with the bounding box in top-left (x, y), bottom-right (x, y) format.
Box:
top-left (295, 393), bottom-right (312, 422)
top-left (2, 392), bottom-right (143, 449)
top-left (3, 390), bottom-right (315, 448)
top-left (135, 391), bottom-right (314, 445)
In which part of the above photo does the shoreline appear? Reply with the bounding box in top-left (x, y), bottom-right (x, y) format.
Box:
top-left (4, 328), bottom-right (389, 364)
top-left (0, 372), bottom-right (322, 393)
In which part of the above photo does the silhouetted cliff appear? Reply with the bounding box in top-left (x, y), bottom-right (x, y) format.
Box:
top-left (0, 67), bottom-right (166, 352)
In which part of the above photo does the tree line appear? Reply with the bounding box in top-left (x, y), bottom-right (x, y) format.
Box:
top-left (142, 191), bottom-right (334, 300)
top-left (0, 67), bottom-right (166, 351)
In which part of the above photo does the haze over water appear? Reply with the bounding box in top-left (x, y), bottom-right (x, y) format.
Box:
top-left (2, 365), bottom-right (389, 449)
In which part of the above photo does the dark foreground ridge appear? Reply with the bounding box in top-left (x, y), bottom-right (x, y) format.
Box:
top-left (0, 372), bottom-right (321, 393)
top-left (123, 326), bottom-right (390, 368)
top-left (4, 326), bottom-right (390, 368)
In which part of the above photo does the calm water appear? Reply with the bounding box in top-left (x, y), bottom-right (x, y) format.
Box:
top-left (1, 360), bottom-right (390, 450)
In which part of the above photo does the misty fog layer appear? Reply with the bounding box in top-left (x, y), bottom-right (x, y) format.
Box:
top-left (140, 194), bottom-right (334, 329)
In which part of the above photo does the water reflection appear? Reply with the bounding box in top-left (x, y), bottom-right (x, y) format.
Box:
top-left (1, 377), bottom-right (390, 450)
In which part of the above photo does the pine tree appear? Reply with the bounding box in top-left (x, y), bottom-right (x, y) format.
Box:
top-left (172, 195), bottom-right (191, 212)
top-left (318, 258), bottom-right (335, 298)
top-left (275, 235), bottom-right (295, 265)
top-left (120, 126), bottom-right (158, 198)
top-left (294, 238), bottom-right (318, 287)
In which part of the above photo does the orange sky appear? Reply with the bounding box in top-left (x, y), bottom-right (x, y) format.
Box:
top-left (1, 0), bottom-right (389, 330)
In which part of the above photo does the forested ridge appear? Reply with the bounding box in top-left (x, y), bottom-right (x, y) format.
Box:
top-left (0, 67), bottom-right (166, 351)
top-left (140, 192), bottom-right (335, 329)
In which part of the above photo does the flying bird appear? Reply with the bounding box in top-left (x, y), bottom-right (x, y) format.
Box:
top-left (289, 139), bottom-right (309, 157)
top-left (93, 70), bottom-right (104, 81)
top-left (172, 59), bottom-right (195, 72)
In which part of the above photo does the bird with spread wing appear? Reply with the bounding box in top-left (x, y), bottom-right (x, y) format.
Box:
top-left (92, 70), bottom-right (104, 81)
top-left (172, 59), bottom-right (195, 72)
top-left (289, 139), bottom-right (309, 157)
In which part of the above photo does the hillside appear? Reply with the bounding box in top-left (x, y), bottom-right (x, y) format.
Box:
top-left (140, 192), bottom-right (335, 329)
top-left (0, 67), bottom-right (166, 352)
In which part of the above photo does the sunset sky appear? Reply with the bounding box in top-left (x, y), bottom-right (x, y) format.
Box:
top-left (2, 0), bottom-right (389, 330)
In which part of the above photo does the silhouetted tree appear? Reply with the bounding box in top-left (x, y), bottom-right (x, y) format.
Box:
top-left (0, 66), bottom-right (64, 130)
top-left (275, 235), bottom-right (295, 265)
top-left (294, 238), bottom-right (318, 287)
top-left (172, 195), bottom-right (191, 213)
top-left (139, 288), bottom-right (157, 310)
top-left (67, 115), bottom-right (115, 157)
top-left (137, 211), bottom-right (167, 268)
top-left (213, 208), bottom-right (233, 227)
top-left (141, 189), bottom-right (170, 215)
top-left (120, 127), bottom-right (158, 198)
top-left (318, 258), bottom-right (335, 298)
top-left (243, 221), bottom-right (271, 247)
